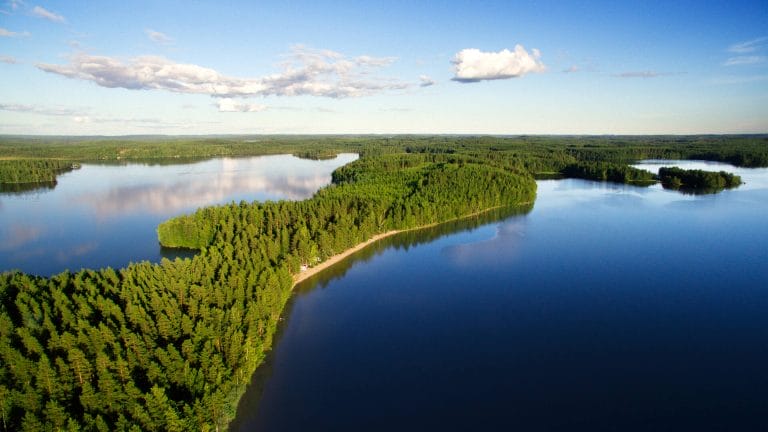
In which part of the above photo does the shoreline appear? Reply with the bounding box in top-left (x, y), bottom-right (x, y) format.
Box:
top-left (292, 203), bottom-right (525, 286)
top-left (292, 229), bottom-right (404, 285)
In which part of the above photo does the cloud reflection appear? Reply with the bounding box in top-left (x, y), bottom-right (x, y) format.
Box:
top-left (442, 219), bottom-right (527, 268)
top-left (57, 242), bottom-right (98, 262)
top-left (0, 224), bottom-right (44, 250)
top-left (77, 159), bottom-right (336, 217)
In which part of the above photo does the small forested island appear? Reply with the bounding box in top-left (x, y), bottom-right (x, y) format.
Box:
top-left (291, 149), bottom-right (340, 160)
top-left (658, 166), bottom-right (742, 193)
top-left (561, 161), bottom-right (656, 184)
top-left (0, 134), bottom-right (766, 431)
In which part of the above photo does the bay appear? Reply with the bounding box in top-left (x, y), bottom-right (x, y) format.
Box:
top-left (232, 161), bottom-right (768, 431)
top-left (0, 154), bottom-right (357, 276)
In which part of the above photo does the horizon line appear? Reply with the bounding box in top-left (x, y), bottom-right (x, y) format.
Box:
top-left (2, 133), bottom-right (767, 139)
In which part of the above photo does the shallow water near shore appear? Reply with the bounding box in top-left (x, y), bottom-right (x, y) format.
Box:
top-left (232, 161), bottom-right (768, 431)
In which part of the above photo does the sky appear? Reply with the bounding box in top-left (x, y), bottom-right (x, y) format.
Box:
top-left (0, 0), bottom-right (767, 135)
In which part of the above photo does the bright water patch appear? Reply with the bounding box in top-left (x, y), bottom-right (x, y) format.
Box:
top-left (0, 154), bottom-right (357, 275)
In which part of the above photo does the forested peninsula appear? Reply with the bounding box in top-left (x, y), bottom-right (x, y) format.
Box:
top-left (1, 135), bottom-right (766, 431)
top-left (0, 160), bottom-right (79, 193)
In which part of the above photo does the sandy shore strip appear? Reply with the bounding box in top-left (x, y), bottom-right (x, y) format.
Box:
top-left (292, 229), bottom-right (403, 285)
top-left (291, 203), bottom-right (528, 286)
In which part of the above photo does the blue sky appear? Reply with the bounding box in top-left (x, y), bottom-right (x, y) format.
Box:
top-left (1, 0), bottom-right (766, 135)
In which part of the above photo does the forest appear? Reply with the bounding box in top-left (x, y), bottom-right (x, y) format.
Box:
top-left (658, 167), bottom-right (742, 193)
top-left (0, 160), bottom-right (78, 186)
top-left (0, 134), bottom-right (766, 431)
top-left (561, 161), bottom-right (656, 184)
top-left (1, 134), bottom-right (767, 181)
top-left (0, 149), bottom-right (536, 431)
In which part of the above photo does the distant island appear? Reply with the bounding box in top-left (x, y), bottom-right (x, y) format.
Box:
top-left (658, 166), bottom-right (742, 193)
top-left (0, 135), bottom-right (766, 431)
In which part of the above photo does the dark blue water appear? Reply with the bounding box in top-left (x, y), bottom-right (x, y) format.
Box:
top-left (0, 154), bottom-right (357, 276)
top-left (232, 162), bottom-right (768, 431)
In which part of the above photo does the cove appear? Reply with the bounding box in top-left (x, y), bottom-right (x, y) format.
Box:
top-left (232, 161), bottom-right (768, 431)
top-left (0, 154), bottom-right (357, 276)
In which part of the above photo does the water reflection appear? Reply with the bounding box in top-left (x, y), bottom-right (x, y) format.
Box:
top-left (57, 242), bottom-right (98, 260)
top-left (0, 154), bottom-right (357, 275)
top-left (230, 204), bottom-right (533, 431)
top-left (233, 161), bottom-right (768, 432)
top-left (78, 172), bottom-right (331, 217)
top-left (0, 181), bottom-right (57, 195)
top-left (292, 204), bottom-right (533, 294)
top-left (442, 218), bottom-right (528, 268)
top-left (0, 224), bottom-right (44, 251)
top-left (534, 178), bottom-right (652, 211)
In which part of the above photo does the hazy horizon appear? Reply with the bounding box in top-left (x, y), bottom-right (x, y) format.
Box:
top-left (2, 132), bottom-right (768, 138)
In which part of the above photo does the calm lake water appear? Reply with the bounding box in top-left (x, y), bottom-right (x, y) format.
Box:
top-left (0, 154), bottom-right (357, 276)
top-left (232, 160), bottom-right (768, 431)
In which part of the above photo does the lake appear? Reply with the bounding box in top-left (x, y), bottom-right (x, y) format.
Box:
top-left (0, 154), bottom-right (358, 276)
top-left (231, 160), bottom-right (768, 431)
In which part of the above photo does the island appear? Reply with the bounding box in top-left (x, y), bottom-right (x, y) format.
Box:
top-left (658, 166), bottom-right (742, 193)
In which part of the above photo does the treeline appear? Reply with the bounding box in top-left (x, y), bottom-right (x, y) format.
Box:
top-left (658, 167), bottom-right (742, 192)
top-left (687, 150), bottom-right (768, 168)
top-left (1, 155), bottom-right (536, 431)
top-left (0, 136), bottom-right (358, 162)
top-left (561, 162), bottom-right (656, 184)
top-left (1, 135), bottom-right (766, 185)
top-left (0, 160), bottom-right (77, 185)
top-left (560, 135), bottom-right (768, 167)
top-left (292, 149), bottom-right (338, 160)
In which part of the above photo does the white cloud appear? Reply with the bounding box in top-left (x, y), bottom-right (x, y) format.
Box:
top-left (563, 65), bottom-right (580, 73)
top-left (355, 55), bottom-right (396, 67)
top-left (0, 105), bottom-right (207, 132)
top-left (0, 27), bottom-right (29, 37)
top-left (145, 29), bottom-right (172, 45)
top-left (0, 103), bottom-right (87, 116)
top-left (613, 70), bottom-right (666, 78)
top-left (217, 98), bottom-right (267, 112)
top-left (723, 55), bottom-right (766, 66)
top-left (728, 37), bottom-right (768, 54)
top-left (31, 5), bottom-right (65, 22)
top-left (69, 115), bottom-right (219, 129)
top-left (0, 55), bottom-right (17, 64)
top-left (1, 0), bottom-right (24, 14)
top-left (451, 45), bottom-right (546, 82)
top-left (37, 46), bottom-right (408, 100)
top-left (419, 74), bottom-right (435, 87)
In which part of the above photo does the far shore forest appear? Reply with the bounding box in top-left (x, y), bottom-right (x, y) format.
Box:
top-left (0, 135), bottom-right (766, 431)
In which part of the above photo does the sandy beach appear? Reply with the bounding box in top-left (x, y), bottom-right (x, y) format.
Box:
top-left (291, 204), bottom-right (521, 286)
top-left (292, 229), bottom-right (403, 285)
